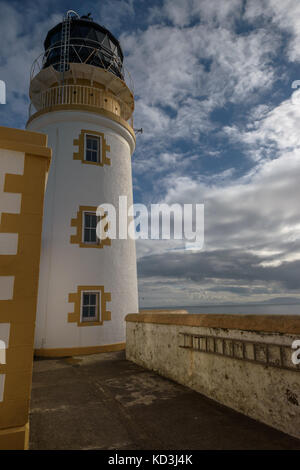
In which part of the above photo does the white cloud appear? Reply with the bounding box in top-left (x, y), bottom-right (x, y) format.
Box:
top-left (94, 0), bottom-right (135, 31)
top-left (149, 0), bottom-right (243, 28)
top-left (224, 89), bottom-right (300, 161)
top-left (0, 2), bottom-right (61, 126)
top-left (122, 9), bottom-right (279, 156)
top-left (137, 90), bottom-right (300, 304)
top-left (245, 0), bottom-right (300, 62)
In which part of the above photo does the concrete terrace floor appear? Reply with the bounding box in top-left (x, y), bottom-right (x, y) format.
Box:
top-left (30, 350), bottom-right (300, 450)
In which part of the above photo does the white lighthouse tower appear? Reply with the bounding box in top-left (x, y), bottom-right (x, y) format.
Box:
top-left (26, 11), bottom-right (139, 356)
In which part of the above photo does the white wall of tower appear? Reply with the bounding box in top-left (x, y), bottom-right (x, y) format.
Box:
top-left (27, 110), bottom-right (138, 351)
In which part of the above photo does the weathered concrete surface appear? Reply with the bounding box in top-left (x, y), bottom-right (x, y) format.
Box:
top-left (126, 320), bottom-right (300, 439)
top-left (30, 351), bottom-right (300, 450)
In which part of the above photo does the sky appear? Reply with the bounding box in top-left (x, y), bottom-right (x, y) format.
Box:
top-left (1, 0), bottom-right (300, 307)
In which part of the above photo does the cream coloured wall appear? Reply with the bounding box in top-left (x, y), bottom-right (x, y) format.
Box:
top-left (126, 314), bottom-right (300, 440)
top-left (0, 149), bottom-right (23, 408)
top-left (0, 126), bottom-right (51, 449)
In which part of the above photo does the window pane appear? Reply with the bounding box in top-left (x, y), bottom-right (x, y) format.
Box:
top-left (85, 213), bottom-right (91, 226)
top-left (83, 294), bottom-right (89, 305)
top-left (90, 294), bottom-right (97, 306)
top-left (84, 229), bottom-right (90, 242)
top-left (86, 136), bottom-right (97, 149)
top-left (82, 306), bottom-right (89, 318)
top-left (89, 306), bottom-right (96, 317)
top-left (86, 150), bottom-right (92, 161)
top-left (91, 215), bottom-right (97, 228)
top-left (90, 150), bottom-right (98, 162)
top-left (90, 230), bottom-right (96, 243)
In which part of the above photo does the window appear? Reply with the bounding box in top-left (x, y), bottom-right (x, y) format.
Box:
top-left (85, 134), bottom-right (101, 163)
top-left (83, 211), bottom-right (99, 244)
top-left (73, 130), bottom-right (110, 167)
top-left (81, 291), bottom-right (100, 322)
top-left (68, 285), bottom-right (111, 326)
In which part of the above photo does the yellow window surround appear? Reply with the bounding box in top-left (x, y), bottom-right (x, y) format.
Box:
top-left (70, 205), bottom-right (111, 248)
top-left (68, 285), bottom-right (111, 327)
top-left (73, 129), bottom-right (111, 166)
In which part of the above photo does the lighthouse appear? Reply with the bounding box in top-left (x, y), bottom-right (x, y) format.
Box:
top-left (26, 11), bottom-right (139, 356)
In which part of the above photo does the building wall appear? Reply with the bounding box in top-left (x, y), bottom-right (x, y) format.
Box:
top-left (27, 110), bottom-right (139, 355)
top-left (0, 126), bottom-right (51, 449)
top-left (126, 313), bottom-right (300, 440)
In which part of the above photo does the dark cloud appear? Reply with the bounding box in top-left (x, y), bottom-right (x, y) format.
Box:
top-left (138, 249), bottom-right (300, 290)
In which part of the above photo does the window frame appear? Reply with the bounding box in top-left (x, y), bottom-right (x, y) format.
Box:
top-left (82, 211), bottom-right (100, 245)
top-left (84, 134), bottom-right (102, 164)
top-left (80, 290), bottom-right (101, 323)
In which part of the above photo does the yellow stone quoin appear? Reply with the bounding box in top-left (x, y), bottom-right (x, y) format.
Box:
top-left (34, 342), bottom-right (125, 358)
top-left (0, 126), bottom-right (51, 450)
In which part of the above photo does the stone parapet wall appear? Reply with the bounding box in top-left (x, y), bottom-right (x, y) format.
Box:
top-left (126, 313), bottom-right (300, 440)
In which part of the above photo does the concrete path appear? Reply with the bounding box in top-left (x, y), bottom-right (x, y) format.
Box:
top-left (29, 350), bottom-right (300, 450)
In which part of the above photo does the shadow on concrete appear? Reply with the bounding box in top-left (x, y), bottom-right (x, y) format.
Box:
top-left (29, 350), bottom-right (300, 450)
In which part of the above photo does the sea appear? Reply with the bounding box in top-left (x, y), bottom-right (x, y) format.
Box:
top-left (143, 304), bottom-right (300, 315)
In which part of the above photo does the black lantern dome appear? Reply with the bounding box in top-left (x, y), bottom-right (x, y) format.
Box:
top-left (42, 14), bottom-right (124, 79)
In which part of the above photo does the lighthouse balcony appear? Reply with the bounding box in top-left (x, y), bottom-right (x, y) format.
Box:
top-left (28, 83), bottom-right (134, 128)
